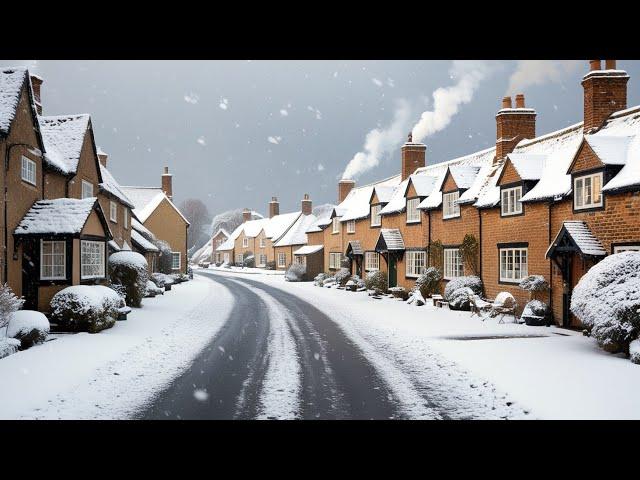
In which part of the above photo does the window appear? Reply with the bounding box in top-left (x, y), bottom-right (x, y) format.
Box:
top-left (123, 209), bottom-right (129, 229)
top-left (370, 205), bottom-right (382, 226)
top-left (501, 186), bottom-right (523, 216)
top-left (278, 252), bottom-right (286, 268)
top-left (329, 252), bottom-right (342, 269)
top-left (365, 251), bottom-right (380, 271)
top-left (332, 217), bottom-right (340, 234)
top-left (40, 240), bottom-right (66, 280)
top-left (613, 245), bottom-right (640, 253)
top-left (236, 254), bottom-right (243, 265)
top-left (260, 237), bottom-right (265, 248)
top-left (243, 237), bottom-right (249, 248)
top-left (171, 252), bottom-right (181, 270)
top-left (81, 240), bottom-right (105, 279)
top-left (443, 192), bottom-right (460, 219)
top-left (574, 172), bottom-right (603, 210)
top-left (258, 254), bottom-right (267, 266)
top-left (294, 255), bottom-right (306, 266)
top-left (347, 220), bottom-right (356, 233)
top-left (21, 156), bottom-right (36, 186)
top-left (406, 198), bottom-right (421, 223)
top-left (81, 180), bottom-right (94, 199)
top-left (444, 248), bottom-right (463, 279)
top-left (499, 247), bottom-right (528, 282)
top-left (110, 201), bottom-right (118, 222)
top-left (406, 250), bottom-right (426, 278)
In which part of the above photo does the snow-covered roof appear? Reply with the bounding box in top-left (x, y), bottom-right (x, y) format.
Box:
top-left (131, 218), bottom-right (154, 239)
top-left (212, 227), bottom-right (230, 240)
top-left (274, 213), bottom-right (317, 247)
top-left (306, 207), bottom-right (334, 233)
top-left (547, 221), bottom-right (606, 258)
top-left (120, 186), bottom-right (190, 225)
top-left (263, 211), bottom-right (301, 240)
top-left (131, 228), bottom-right (159, 252)
top-left (379, 173), bottom-right (440, 215)
top-left (449, 165), bottom-right (481, 189)
top-left (376, 228), bottom-right (405, 251)
top-left (373, 185), bottom-right (396, 203)
top-left (293, 245), bottom-right (323, 255)
top-left (338, 175), bottom-right (401, 222)
top-left (472, 161), bottom-right (505, 209)
top-left (108, 240), bottom-right (121, 251)
top-left (38, 114), bottom-right (91, 174)
top-left (585, 135), bottom-right (632, 166)
top-left (99, 164), bottom-right (134, 208)
top-left (505, 153), bottom-right (546, 181)
top-left (0, 67), bottom-right (27, 136)
top-left (15, 197), bottom-right (104, 236)
top-left (242, 218), bottom-right (271, 238)
top-left (216, 223), bottom-right (244, 251)
top-left (346, 240), bottom-right (363, 255)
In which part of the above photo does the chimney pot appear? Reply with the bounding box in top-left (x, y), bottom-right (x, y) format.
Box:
top-left (268, 197), bottom-right (280, 218)
top-left (582, 60), bottom-right (628, 131)
top-left (242, 208), bottom-right (252, 222)
top-left (496, 95), bottom-right (536, 160)
top-left (338, 179), bottom-right (355, 203)
top-left (301, 194), bottom-right (312, 215)
top-left (502, 96), bottom-right (512, 109)
top-left (605, 59), bottom-right (617, 70)
top-left (515, 94), bottom-right (525, 109)
top-left (589, 60), bottom-right (602, 71)
top-left (161, 166), bottom-right (173, 199)
top-left (400, 141), bottom-right (426, 181)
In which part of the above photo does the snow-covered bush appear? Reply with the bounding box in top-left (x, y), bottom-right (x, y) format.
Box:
top-left (345, 275), bottom-right (364, 292)
top-left (314, 273), bottom-right (328, 286)
top-left (412, 267), bottom-right (442, 298)
top-left (150, 272), bottom-right (174, 288)
top-left (243, 253), bottom-right (255, 268)
top-left (0, 337), bottom-right (20, 359)
top-left (365, 270), bottom-right (388, 295)
top-left (145, 280), bottom-right (164, 297)
top-left (155, 240), bottom-right (174, 274)
top-left (285, 263), bottom-right (306, 282)
top-left (109, 251), bottom-right (149, 308)
top-left (406, 290), bottom-right (426, 306)
top-left (571, 252), bottom-right (640, 355)
top-left (519, 275), bottom-right (549, 302)
top-left (521, 299), bottom-right (552, 326)
top-left (630, 339), bottom-right (640, 365)
top-left (323, 277), bottom-right (336, 287)
top-left (0, 283), bottom-right (24, 331)
top-left (444, 276), bottom-right (483, 310)
top-left (448, 287), bottom-right (475, 310)
top-left (334, 268), bottom-right (351, 287)
top-left (389, 286), bottom-right (409, 300)
top-left (7, 310), bottom-right (49, 349)
top-left (266, 260), bottom-right (276, 270)
top-left (50, 285), bottom-right (124, 333)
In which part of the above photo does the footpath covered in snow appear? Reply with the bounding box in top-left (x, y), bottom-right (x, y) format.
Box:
top-left (217, 270), bottom-right (640, 420)
top-left (0, 275), bottom-right (234, 420)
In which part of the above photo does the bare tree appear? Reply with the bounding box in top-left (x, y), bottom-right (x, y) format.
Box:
top-left (179, 199), bottom-right (212, 251)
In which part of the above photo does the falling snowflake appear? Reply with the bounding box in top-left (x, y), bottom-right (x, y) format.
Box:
top-left (268, 136), bottom-right (282, 145)
top-left (307, 106), bottom-right (322, 120)
top-left (317, 164), bottom-right (325, 172)
top-left (372, 78), bottom-right (383, 87)
top-left (387, 78), bottom-right (395, 87)
top-left (197, 136), bottom-right (206, 146)
top-left (184, 93), bottom-right (199, 104)
top-left (193, 389), bottom-right (209, 402)
top-left (219, 98), bottom-right (229, 110)
top-left (280, 109), bottom-right (288, 116)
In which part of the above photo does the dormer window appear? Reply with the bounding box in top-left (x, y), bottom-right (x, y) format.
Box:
top-left (332, 217), bottom-right (340, 234)
top-left (501, 186), bottom-right (523, 216)
top-left (406, 198), bottom-right (421, 223)
top-left (574, 172), bottom-right (603, 210)
top-left (370, 204), bottom-right (382, 226)
top-left (443, 192), bottom-right (460, 219)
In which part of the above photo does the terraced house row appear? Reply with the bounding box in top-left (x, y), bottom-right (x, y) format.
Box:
top-left (0, 67), bottom-right (189, 313)
top-left (296, 60), bottom-right (639, 328)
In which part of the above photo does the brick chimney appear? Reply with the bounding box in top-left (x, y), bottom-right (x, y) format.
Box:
top-left (582, 60), bottom-right (629, 132)
top-left (301, 193), bottom-right (312, 215)
top-left (161, 166), bottom-right (173, 200)
top-left (338, 179), bottom-right (355, 203)
top-left (401, 132), bottom-right (426, 181)
top-left (98, 151), bottom-right (108, 168)
top-left (30, 74), bottom-right (42, 115)
top-left (269, 197), bottom-right (280, 218)
top-left (242, 208), bottom-right (252, 222)
top-left (495, 94), bottom-right (536, 160)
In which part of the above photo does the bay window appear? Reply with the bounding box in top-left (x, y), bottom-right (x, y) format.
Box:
top-left (81, 240), bottom-right (105, 279)
top-left (40, 240), bottom-right (66, 280)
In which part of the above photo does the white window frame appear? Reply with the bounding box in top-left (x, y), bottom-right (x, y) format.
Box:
top-left (171, 252), bottom-right (181, 270)
top-left (370, 204), bottom-right (382, 226)
top-left (80, 240), bottom-right (105, 279)
top-left (243, 237), bottom-right (249, 248)
top-left (21, 156), bottom-right (36, 186)
top-left (364, 251), bottom-right (380, 271)
top-left (329, 252), bottom-right (342, 269)
top-left (260, 237), bottom-right (265, 248)
top-left (613, 245), bottom-right (640, 253)
top-left (332, 217), bottom-right (340, 234)
top-left (406, 198), bottom-right (421, 223)
top-left (40, 240), bottom-right (66, 280)
top-left (406, 250), bottom-right (426, 278)
top-left (294, 255), bottom-right (306, 266)
top-left (81, 180), bottom-right (94, 199)
top-left (443, 192), bottom-right (460, 219)
top-left (444, 248), bottom-right (463, 280)
top-left (258, 254), bottom-right (267, 267)
top-left (499, 247), bottom-right (528, 283)
top-left (347, 220), bottom-right (356, 233)
top-left (277, 252), bottom-right (286, 268)
top-left (110, 201), bottom-right (118, 223)
top-left (123, 208), bottom-right (129, 229)
top-left (574, 172), bottom-right (603, 210)
top-left (501, 186), bottom-right (523, 216)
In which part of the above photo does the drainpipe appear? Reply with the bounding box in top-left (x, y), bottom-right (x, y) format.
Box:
top-left (478, 208), bottom-right (483, 278)
top-left (427, 210), bottom-right (432, 266)
top-left (548, 201), bottom-right (553, 317)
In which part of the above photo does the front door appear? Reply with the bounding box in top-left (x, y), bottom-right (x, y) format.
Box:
top-left (388, 254), bottom-right (397, 288)
top-left (22, 239), bottom-right (39, 310)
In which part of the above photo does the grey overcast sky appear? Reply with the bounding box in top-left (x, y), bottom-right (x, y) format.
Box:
top-left (4, 60), bottom-right (640, 217)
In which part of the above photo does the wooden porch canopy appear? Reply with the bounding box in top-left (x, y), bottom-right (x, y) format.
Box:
top-left (375, 228), bottom-right (405, 253)
top-left (345, 240), bottom-right (363, 256)
top-left (546, 220), bottom-right (606, 259)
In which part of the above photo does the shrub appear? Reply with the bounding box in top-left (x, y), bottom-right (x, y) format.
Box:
top-left (322, 276), bottom-right (336, 287)
top-left (150, 272), bottom-right (166, 288)
top-left (631, 339), bottom-right (640, 365)
top-left (50, 285), bottom-right (124, 333)
top-left (109, 251), bottom-right (149, 308)
top-left (266, 260), bottom-right (276, 270)
top-left (413, 267), bottom-right (442, 298)
top-left (365, 270), bottom-right (388, 295)
top-left (314, 273), bottom-right (328, 286)
top-left (0, 283), bottom-right (24, 331)
top-left (448, 287), bottom-right (475, 310)
top-left (155, 240), bottom-right (174, 274)
top-left (444, 276), bottom-right (483, 311)
top-left (519, 275), bottom-right (550, 302)
top-left (460, 234), bottom-right (480, 276)
top-left (243, 253), bottom-right (255, 268)
top-left (345, 275), bottom-right (364, 292)
top-left (0, 338), bottom-right (20, 359)
top-left (334, 267), bottom-right (351, 287)
top-left (521, 300), bottom-right (552, 326)
top-left (571, 252), bottom-right (640, 355)
top-left (285, 263), bottom-right (306, 282)
top-left (389, 286), bottom-right (409, 300)
top-left (7, 310), bottom-right (49, 349)
top-left (145, 280), bottom-right (164, 297)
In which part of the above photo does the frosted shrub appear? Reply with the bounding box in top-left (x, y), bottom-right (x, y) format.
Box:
top-left (0, 283), bottom-right (24, 331)
top-left (155, 240), bottom-right (174, 274)
top-left (571, 252), bottom-right (640, 355)
top-left (0, 338), bottom-right (20, 359)
top-left (266, 260), bottom-right (276, 270)
top-left (145, 280), bottom-right (164, 297)
top-left (334, 268), bottom-right (351, 287)
top-left (150, 272), bottom-right (166, 288)
top-left (345, 274), bottom-right (363, 292)
top-left (365, 270), bottom-right (388, 295)
top-left (7, 310), bottom-right (49, 349)
top-left (243, 253), bottom-right (255, 268)
top-left (444, 276), bottom-right (483, 311)
top-left (322, 276), bottom-right (336, 287)
top-left (314, 273), bottom-right (328, 286)
top-left (285, 263), bottom-right (306, 282)
top-left (389, 286), bottom-right (409, 300)
top-left (630, 339), bottom-right (640, 365)
top-left (519, 275), bottom-right (549, 293)
top-left (413, 267), bottom-right (442, 298)
top-left (109, 251), bottom-right (149, 308)
top-left (448, 287), bottom-right (475, 310)
top-left (522, 300), bottom-right (552, 326)
top-left (51, 285), bottom-right (124, 333)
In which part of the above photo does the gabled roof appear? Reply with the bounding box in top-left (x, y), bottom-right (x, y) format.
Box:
top-left (338, 175), bottom-right (401, 222)
top-left (293, 245), bottom-right (323, 255)
top-left (305, 205), bottom-right (335, 233)
top-left (15, 197), bottom-right (111, 238)
top-left (449, 165), bottom-right (481, 189)
top-left (216, 224), bottom-right (244, 251)
top-left (274, 213), bottom-right (317, 247)
top-left (503, 153), bottom-right (546, 181)
top-left (380, 174), bottom-right (438, 215)
top-left (242, 218), bottom-right (271, 238)
top-left (264, 211), bottom-right (301, 241)
top-left (546, 221), bottom-right (606, 258)
top-left (345, 240), bottom-right (363, 256)
top-left (212, 227), bottom-right (230, 240)
top-left (375, 228), bottom-right (405, 251)
top-left (372, 185), bottom-right (396, 203)
top-left (132, 218), bottom-right (155, 238)
top-left (38, 114), bottom-right (92, 175)
top-left (0, 67), bottom-right (28, 136)
top-left (120, 186), bottom-right (190, 225)
top-left (99, 164), bottom-right (135, 208)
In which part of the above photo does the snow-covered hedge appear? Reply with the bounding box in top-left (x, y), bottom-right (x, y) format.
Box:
top-left (413, 267), bottom-right (442, 298)
top-left (151, 272), bottom-right (174, 288)
top-left (571, 252), bottom-right (640, 355)
top-left (314, 273), bottom-right (328, 287)
top-left (266, 260), bottom-right (276, 270)
top-left (7, 310), bottom-right (49, 349)
top-left (285, 263), bottom-right (306, 282)
top-left (345, 275), bottom-right (365, 292)
top-left (0, 283), bottom-right (24, 331)
top-left (389, 286), bottom-right (409, 300)
top-left (322, 277), bottom-right (336, 287)
top-left (50, 285), bottom-right (124, 333)
top-left (444, 276), bottom-right (483, 311)
top-left (109, 251), bottom-right (149, 308)
top-left (449, 287), bottom-right (475, 310)
top-left (334, 268), bottom-right (351, 287)
top-left (521, 300), bottom-right (552, 326)
top-left (365, 270), bottom-right (387, 295)
top-left (0, 337), bottom-right (20, 359)
top-left (519, 275), bottom-right (549, 292)
top-left (145, 280), bottom-right (164, 297)
top-left (155, 240), bottom-right (174, 274)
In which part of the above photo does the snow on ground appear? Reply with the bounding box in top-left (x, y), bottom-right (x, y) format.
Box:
top-left (201, 264), bottom-right (285, 276)
top-left (0, 275), bottom-right (234, 420)
top-left (211, 270), bottom-right (640, 420)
